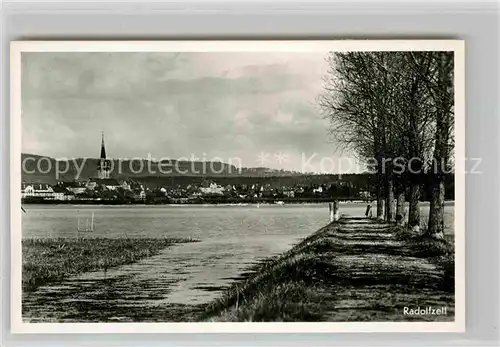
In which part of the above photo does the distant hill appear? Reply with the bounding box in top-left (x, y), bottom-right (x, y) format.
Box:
top-left (239, 167), bottom-right (303, 176)
top-left (20, 153), bottom-right (303, 184)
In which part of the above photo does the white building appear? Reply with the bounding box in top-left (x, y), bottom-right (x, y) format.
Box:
top-left (22, 183), bottom-right (73, 200)
top-left (313, 186), bottom-right (324, 194)
top-left (199, 181), bottom-right (224, 195)
top-left (22, 183), bottom-right (55, 199)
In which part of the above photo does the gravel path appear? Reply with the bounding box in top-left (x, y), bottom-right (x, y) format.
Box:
top-left (321, 217), bottom-right (454, 321)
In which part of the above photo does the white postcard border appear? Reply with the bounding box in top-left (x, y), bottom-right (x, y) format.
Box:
top-left (10, 40), bottom-right (465, 334)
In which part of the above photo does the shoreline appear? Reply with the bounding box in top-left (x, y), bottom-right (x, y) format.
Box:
top-left (21, 200), bottom-right (456, 207)
top-left (200, 218), bottom-right (455, 322)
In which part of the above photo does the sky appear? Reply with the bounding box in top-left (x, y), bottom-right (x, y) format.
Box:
top-left (22, 52), bottom-right (359, 173)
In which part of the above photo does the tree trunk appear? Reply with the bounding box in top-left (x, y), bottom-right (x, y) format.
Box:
top-left (395, 189), bottom-right (406, 225)
top-left (377, 198), bottom-right (384, 220)
top-left (408, 183), bottom-right (421, 231)
top-left (376, 171), bottom-right (384, 219)
top-left (385, 175), bottom-right (395, 222)
top-left (427, 179), bottom-right (445, 238)
top-left (427, 52), bottom-right (453, 239)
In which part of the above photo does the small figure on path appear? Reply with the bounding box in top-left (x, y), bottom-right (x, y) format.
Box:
top-left (365, 201), bottom-right (373, 218)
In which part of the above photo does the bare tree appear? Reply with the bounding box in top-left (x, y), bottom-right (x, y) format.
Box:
top-left (320, 51), bottom-right (445, 229)
top-left (409, 52), bottom-right (454, 238)
top-left (397, 53), bottom-right (436, 230)
top-left (320, 52), bottom-right (390, 220)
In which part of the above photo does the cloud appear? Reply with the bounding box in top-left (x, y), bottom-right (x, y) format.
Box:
top-left (21, 51), bottom-right (354, 172)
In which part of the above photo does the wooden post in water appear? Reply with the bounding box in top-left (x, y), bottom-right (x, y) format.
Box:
top-left (329, 201), bottom-right (340, 222)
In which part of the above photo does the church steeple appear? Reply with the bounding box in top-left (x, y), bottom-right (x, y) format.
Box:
top-left (97, 131), bottom-right (111, 179)
top-left (100, 131), bottom-right (107, 159)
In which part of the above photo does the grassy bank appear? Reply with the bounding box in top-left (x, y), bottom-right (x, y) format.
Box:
top-left (394, 228), bottom-right (455, 293)
top-left (23, 237), bottom-right (198, 293)
top-left (202, 219), bottom-right (455, 322)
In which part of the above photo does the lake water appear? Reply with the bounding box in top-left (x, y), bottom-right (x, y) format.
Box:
top-left (22, 202), bottom-right (455, 314)
top-left (22, 202), bottom-right (455, 241)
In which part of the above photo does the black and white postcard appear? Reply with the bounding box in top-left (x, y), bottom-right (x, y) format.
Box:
top-left (10, 40), bottom-right (465, 333)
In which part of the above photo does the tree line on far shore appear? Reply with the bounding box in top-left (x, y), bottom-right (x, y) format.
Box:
top-left (22, 172), bottom-right (455, 205)
top-left (320, 51), bottom-right (454, 238)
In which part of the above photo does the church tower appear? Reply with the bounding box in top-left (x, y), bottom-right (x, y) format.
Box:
top-left (97, 132), bottom-right (111, 179)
